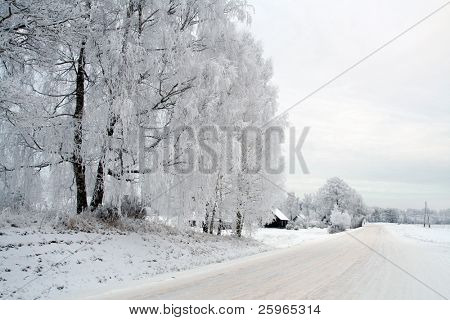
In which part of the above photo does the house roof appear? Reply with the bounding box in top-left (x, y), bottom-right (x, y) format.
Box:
top-left (272, 208), bottom-right (289, 221)
top-left (294, 214), bottom-right (306, 221)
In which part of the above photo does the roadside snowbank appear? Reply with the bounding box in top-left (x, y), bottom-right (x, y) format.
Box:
top-left (385, 224), bottom-right (450, 246)
top-left (0, 213), bottom-right (267, 300)
top-left (252, 228), bottom-right (330, 248)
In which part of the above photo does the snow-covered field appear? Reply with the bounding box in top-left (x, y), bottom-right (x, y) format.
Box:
top-left (385, 223), bottom-right (450, 246)
top-left (252, 227), bottom-right (330, 248)
top-left (0, 213), bottom-right (269, 300)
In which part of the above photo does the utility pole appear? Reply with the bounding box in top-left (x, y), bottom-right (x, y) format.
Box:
top-left (424, 201), bottom-right (427, 228)
top-left (424, 201), bottom-right (431, 228)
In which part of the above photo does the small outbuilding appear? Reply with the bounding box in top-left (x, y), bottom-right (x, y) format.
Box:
top-left (265, 208), bottom-right (289, 229)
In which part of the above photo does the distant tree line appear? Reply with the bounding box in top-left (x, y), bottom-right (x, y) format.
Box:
top-left (368, 207), bottom-right (450, 225)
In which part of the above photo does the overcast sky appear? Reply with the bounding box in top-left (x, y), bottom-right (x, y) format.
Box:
top-left (247, 0), bottom-right (450, 209)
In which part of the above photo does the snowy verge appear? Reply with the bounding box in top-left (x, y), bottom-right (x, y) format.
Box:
top-left (252, 227), bottom-right (330, 248)
top-left (0, 211), bottom-right (268, 300)
top-left (383, 223), bottom-right (450, 246)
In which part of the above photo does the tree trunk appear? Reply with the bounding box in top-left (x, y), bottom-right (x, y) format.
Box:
top-left (73, 45), bottom-right (88, 214)
top-left (217, 219), bottom-right (223, 235)
top-left (90, 1), bottom-right (132, 210)
top-left (209, 203), bottom-right (216, 234)
top-left (236, 210), bottom-right (243, 237)
top-left (90, 157), bottom-right (104, 209)
top-left (90, 115), bottom-right (117, 210)
top-left (203, 202), bottom-right (210, 233)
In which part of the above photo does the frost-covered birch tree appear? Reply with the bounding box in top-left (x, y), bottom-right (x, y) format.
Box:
top-left (1, 0), bottom-right (284, 235)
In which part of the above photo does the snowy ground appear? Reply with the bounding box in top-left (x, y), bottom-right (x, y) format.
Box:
top-left (384, 224), bottom-right (450, 247)
top-left (0, 207), bottom-right (337, 300)
top-left (10, 209), bottom-right (447, 300)
top-left (98, 224), bottom-right (450, 299)
top-left (0, 213), bottom-right (269, 300)
top-left (252, 227), bottom-right (330, 248)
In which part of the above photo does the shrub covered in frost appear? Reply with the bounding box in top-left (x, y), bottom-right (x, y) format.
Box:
top-left (328, 206), bottom-right (351, 234)
top-left (351, 215), bottom-right (365, 229)
top-left (95, 205), bottom-right (121, 225)
top-left (286, 221), bottom-right (304, 230)
top-left (120, 196), bottom-right (146, 220)
top-left (95, 196), bottom-right (145, 225)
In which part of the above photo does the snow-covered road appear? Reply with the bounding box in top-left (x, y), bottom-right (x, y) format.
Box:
top-left (93, 224), bottom-right (450, 299)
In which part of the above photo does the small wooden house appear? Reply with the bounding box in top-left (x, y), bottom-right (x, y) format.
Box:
top-left (265, 208), bottom-right (289, 229)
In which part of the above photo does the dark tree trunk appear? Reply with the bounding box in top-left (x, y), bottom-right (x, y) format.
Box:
top-left (217, 219), bottom-right (223, 235)
top-left (73, 45), bottom-right (88, 214)
top-left (73, 161), bottom-right (87, 214)
top-left (203, 202), bottom-right (210, 233)
top-left (236, 210), bottom-right (243, 237)
top-left (90, 158), bottom-right (104, 209)
top-left (209, 203), bottom-right (216, 235)
top-left (90, 115), bottom-right (117, 211)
